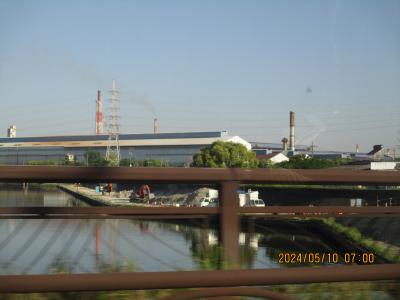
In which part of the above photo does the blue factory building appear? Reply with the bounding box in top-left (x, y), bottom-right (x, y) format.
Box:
top-left (0, 131), bottom-right (251, 166)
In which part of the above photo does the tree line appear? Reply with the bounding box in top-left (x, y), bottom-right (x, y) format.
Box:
top-left (26, 142), bottom-right (350, 169)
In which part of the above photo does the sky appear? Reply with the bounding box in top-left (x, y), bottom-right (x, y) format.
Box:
top-left (0, 0), bottom-right (399, 152)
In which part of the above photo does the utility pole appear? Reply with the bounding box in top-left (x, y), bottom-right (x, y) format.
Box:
top-left (311, 141), bottom-right (314, 157)
top-left (309, 142), bottom-right (317, 157)
top-left (106, 79), bottom-right (121, 166)
top-left (129, 151), bottom-right (133, 167)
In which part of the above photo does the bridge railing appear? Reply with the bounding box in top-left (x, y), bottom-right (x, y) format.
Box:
top-left (0, 166), bottom-right (399, 298)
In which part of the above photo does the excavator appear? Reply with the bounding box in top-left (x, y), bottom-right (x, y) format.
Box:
top-left (130, 184), bottom-right (155, 203)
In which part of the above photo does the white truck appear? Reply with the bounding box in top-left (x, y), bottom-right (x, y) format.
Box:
top-left (198, 188), bottom-right (265, 207)
top-left (238, 189), bottom-right (265, 207)
top-left (197, 188), bottom-right (219, 207)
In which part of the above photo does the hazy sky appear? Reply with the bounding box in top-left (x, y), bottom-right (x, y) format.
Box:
top-left (0, 0), bottom-right (399, 152)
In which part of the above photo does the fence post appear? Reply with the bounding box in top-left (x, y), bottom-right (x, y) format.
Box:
top-left (246, 217), bottom-right (255, 268)
top-left (220, 181), bottom-right (240, 268)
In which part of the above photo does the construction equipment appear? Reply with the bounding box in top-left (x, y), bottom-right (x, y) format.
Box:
top-left (130, 184), bottom-right (155, 202)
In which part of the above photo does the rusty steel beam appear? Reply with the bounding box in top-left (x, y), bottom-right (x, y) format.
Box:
top-left (161, 287), bottom-right (295, 300)
top-left (0, 166), bottom-right (399, 185)
top-left (0, 206), bottom-right (218, 216)
top-left (0, 265), bottom-right (399, 293)
top-left (239, 206), bottom-right (400, 216)
top-left (0, 215), bottom-right (212, 220)
top-left (0, 206), bottom-right (397, 218)
top-left (220, 181), bottom-right (240, 266)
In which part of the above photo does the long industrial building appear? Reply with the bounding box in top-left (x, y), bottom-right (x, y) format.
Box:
top-left (0, 131), bottom-right (250, 166)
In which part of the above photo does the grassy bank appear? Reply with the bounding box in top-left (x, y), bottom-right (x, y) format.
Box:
top-left (321, 217), bottom-right (400, 263)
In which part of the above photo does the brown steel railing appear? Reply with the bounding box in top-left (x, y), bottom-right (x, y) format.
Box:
top-left (0, 166), bottom-right (399, 297)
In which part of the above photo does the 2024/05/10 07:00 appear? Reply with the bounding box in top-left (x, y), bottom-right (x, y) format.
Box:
top-left (277, 252), bottom-right (375, 264)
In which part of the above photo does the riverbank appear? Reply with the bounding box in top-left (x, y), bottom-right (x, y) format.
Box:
top-left (57, 184), bottom-right (145, 206)
top-left (321, 217), bottom-right (400, 263)
top-left (57, 184), bottom-right (214, 207)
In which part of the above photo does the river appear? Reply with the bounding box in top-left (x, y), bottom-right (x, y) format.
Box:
top-left (0, 184), bottom-right (398, 299)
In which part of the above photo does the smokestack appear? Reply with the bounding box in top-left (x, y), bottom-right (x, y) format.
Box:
top-left (7, 125), bottom-right (16, 138)
top-left (289, 111), bottom-right (295, 152)
top-left (154, 118), bottom-right (159, 134)
top-left (356, 144), bottom-right (359, 153)
top-left (95, 90), bottom-right (103, 134)
top-left (281, 137), bottom-right (288, 153)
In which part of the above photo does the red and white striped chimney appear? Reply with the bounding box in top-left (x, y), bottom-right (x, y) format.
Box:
top-left (95, 90), bottom-right (103, 134)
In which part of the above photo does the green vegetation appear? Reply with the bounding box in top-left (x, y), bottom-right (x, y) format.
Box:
top-left (26, 151), bottom-right (171, 167)
top-left (84, 150), bottom-right (109, 166)
top-left (120, 158), bottom-right (169, 167)
top-left (258, 158), bottom-right (275, 168)
top-left (322, 217), bottom-right (400, 263)
top-left (104, 152), bottom-right (119, 167)
top-left (192, 141), bottom-right (258, 168)
top-left (27, 160), bottom-right (62, 166)
top-left (191, 143), bottom-right (351, 169)
top-left (276, 154), bottom-right (351, 169)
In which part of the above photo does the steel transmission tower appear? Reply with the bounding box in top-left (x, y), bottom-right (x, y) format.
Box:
top-left (106, 79), bottom-right (121, 165)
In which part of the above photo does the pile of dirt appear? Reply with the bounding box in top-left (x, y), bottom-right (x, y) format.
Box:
top-left (150, 186), bottom-right (211, 205)
top-left (184, 187), bottom-right (210, 205)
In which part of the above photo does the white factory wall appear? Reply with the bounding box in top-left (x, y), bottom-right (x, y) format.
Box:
top-left (370, 162), bottom-right (399, 170)
top-left (0, 145), bottom-right (203, 166)
top-left (0, 134), bottom-right (251, 165)
top-left (269, 153), bottom-right (289, 164)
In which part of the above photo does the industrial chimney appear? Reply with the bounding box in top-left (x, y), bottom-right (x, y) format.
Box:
top-left (281, 137), bottom-right (288, 153)
top-left (95, 90), bottom-right (103, 134)
top-left (289, 111), bottom-right (295, 152)
top-left (7, 125), bottom-right (16, 138)
top-left (154, 118), bottom-right (159, 134)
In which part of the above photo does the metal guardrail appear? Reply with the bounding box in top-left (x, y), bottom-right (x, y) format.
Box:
top-left (0, 165), bottom-right (400, 184)
top-left (0, 166), bottom-right (399, 297)
top-left (1, 265), bottom-right (398, 293)
top-left (0, 206), bottom-right (398, 218)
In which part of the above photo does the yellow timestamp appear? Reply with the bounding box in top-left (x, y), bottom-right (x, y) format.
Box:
top-left (277, 252), bottom-right (375, 264)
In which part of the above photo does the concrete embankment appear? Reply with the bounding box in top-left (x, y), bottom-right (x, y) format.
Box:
top-left (58, 184), bottom-right (207, 207)
top-left (58, 184), bottom-right (134, 206)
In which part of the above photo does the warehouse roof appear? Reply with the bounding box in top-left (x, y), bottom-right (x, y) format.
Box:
top-left (250, 142), bottom-right (309, 151)
top-left (0, 131), bottom-right (251, 150)
top-left (0, 131), bottom-right (227, 143)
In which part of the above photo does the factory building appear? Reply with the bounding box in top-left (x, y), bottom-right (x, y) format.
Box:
top-left (251, 142), bottom-right (309, 156)
top-left (0, 131), bottom-right (250, 166)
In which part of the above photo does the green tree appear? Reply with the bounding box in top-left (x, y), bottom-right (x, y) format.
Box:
top-left (84, 150), bottom-right (109, 166)
top-left (277, 154), bottom-right (350, 169)
top-left (192, 141), bottom-right (259, 168)
top-left (258, 158), bottom-right (275, 168)
top-left (105, 152), bottom-right (120, 167)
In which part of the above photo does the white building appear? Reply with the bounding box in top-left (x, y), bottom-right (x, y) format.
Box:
top-left (258, 152), bottom-right (289, 164)
top-left (0, 131), bottom-right (251, 166)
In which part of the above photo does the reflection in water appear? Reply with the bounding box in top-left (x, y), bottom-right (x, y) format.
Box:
top-left (0, 219), bottom-right (198, 274)
top-left (0, 186), bottom-right (385, 274)
top-left (0, 184), bottom-right (88, 207)
top-left (0, 218), bottom-right (297, 275)
top-left (1, 186), bottom-right (399, 298)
